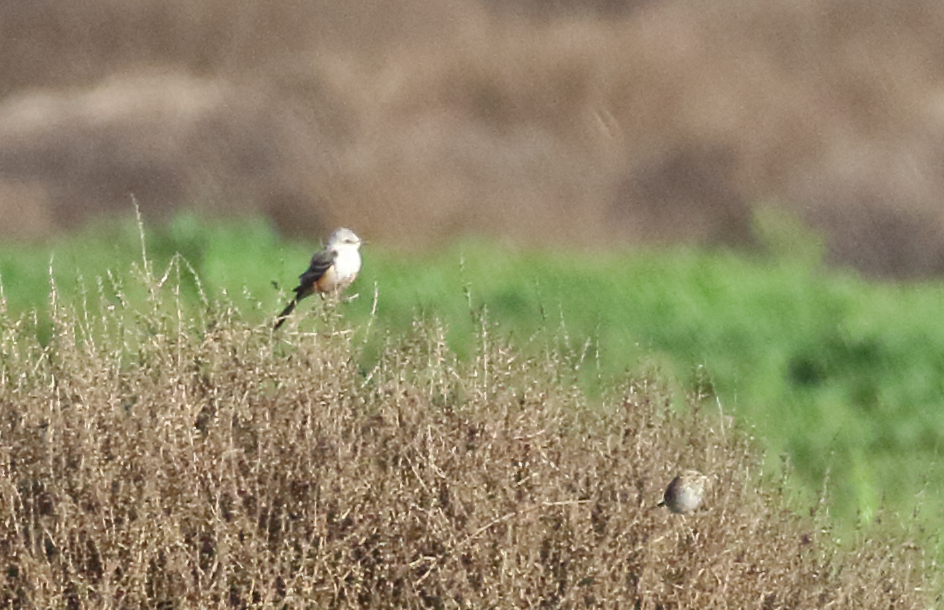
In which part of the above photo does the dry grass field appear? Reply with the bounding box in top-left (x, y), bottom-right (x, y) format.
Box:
top-left (0, 254), bottom-right (936, 608)
top-left (3, 0), bottom-right (944, 275)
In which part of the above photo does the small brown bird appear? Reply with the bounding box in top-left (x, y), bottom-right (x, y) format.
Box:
top-left (658, 470), bottom-right (709, 514)
top-left (274, 228), bottom-right (362, 330)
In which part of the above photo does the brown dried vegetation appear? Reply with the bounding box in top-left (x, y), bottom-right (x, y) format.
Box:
top-left (0, 259), bottom-right (934, 608)
top-left (5, 0), bottom-right (944, 275)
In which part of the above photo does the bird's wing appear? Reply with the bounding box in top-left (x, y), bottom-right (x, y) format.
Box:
top-left (294, 249), bottom-right (336, 298)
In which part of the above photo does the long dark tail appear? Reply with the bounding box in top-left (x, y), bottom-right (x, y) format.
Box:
top-left (273, 299), bottom-right (298, 330)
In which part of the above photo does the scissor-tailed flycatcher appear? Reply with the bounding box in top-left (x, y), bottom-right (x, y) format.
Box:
top-left (273, 228), bottom-right (362, 330)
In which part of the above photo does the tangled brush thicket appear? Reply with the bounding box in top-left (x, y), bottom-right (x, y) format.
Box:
top-left (0, 254), bottom-right (935, 608)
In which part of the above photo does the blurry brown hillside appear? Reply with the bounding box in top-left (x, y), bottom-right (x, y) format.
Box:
top-left (3, 0), bottom-right (944, 276)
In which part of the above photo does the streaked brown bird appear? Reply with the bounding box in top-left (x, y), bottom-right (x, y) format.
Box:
top-left (658, 470), bottom-right (709, 514)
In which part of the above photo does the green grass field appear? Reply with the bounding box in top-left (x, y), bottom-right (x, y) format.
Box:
top-left (3, 212), bottom-right (944, 541)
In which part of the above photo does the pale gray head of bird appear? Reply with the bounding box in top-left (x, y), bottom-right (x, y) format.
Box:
top-left (328, 228), bottom-right (362, 249)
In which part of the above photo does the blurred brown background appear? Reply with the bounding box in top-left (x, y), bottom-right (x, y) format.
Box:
top-left (2, 0), bottom-right (944, 276)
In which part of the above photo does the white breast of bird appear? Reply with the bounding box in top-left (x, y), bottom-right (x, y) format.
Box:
top-left (331, 247), bottom-right (362, 287)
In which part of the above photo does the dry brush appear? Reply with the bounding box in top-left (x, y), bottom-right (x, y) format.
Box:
top-left (0, 259), bottom-right (935, 608)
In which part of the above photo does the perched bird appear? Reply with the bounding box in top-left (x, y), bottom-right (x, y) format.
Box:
top-left (658, 470), bottom-right (709, 514)
top-left (273, 228), bottom-right (362, 330)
